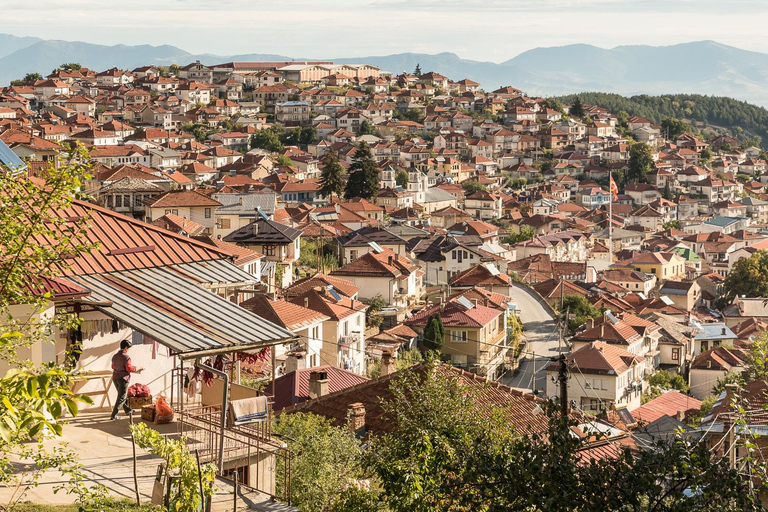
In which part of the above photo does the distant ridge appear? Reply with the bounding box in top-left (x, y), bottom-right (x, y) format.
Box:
top-left (1, 34), bottom-right (768, 106)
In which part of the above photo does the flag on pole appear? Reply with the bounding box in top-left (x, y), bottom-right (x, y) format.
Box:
top-left (609, 173), bottom-right (618, 200)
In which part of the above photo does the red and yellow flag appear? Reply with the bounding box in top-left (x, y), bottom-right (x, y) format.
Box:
top-left (609, 173), bottom-right (618, 200)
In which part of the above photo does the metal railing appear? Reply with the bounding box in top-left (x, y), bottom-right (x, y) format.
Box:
top-left (177, 404), bottom-right (294, 504)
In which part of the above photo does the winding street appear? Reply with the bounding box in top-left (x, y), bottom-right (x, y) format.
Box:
top-left (502, 283), bottom-right (568, 396)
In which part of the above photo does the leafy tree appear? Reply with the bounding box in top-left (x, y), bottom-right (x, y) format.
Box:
top-left (661, 117), bottom-right (693, 139)
top-left (413, 63), bottom-right (422, 76)
top-left (275, 154), bottom-right (294, 167)
top-left (169, 63), bottom-right (181, 76)
top-left (358, 120), bottom-right (376, 136)
top-left (723, 250), bottom-right (768, 304)
top-left (59, 62), bottom-right (81, 71)
top-left (504, 225), bottom-right (537, 244)
top-left (395, 168), bottom-right (409, 189)
top-left (11, 73), bottom-right (41, 85)
top-left (319, 149), bottom-right (345, 202)
top-left (627, 142), bottom-right (654, 183)
top-left (0, 145), bottom-right (103, 508)
top-left (250, 127), bottom-right (284, 152)
top-left (570, 96), bottom-right (585, 118)
top-left (561, 294), bottom-right (601, 333)
top-left (343, 143), bottom-right (379, 200)
top-left (394, 107), bottom-right (424, 123)
top-left (273, 412), bottom-right (367, 512)
top-left (699, 146), bottom-right (713, 164)
top-left (741, 135), bottom-right (763, 149)
top-left (647, 369), bottom-right (690, 394)
top-left (362, 362), bottom-right (765, 511)
top-left (462, 179), bottom-right (486, 195)
top-left (299, 125), bottom-right (317, 145)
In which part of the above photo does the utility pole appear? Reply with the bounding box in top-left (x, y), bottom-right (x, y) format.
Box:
top-left (530, 351), bottom-right (536, 392)
top-left (729, 422), bottom-right (736, 470)
top-left (558, 354), bottom-right (569, 423)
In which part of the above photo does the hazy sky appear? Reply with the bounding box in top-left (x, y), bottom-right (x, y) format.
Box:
top-left (4, 0), bottom-right (768, 61)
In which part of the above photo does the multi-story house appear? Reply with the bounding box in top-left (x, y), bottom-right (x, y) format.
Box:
top-left (406, 298), bottom-right (508, 380)
top-left (330, 248), bottom-right (421, 308)
top-left (143, 190), bottom-right (222, 234)
top-left (546, 342), bottom-right (646, 412)
top-left (464, 190), bottom-right (502, 219)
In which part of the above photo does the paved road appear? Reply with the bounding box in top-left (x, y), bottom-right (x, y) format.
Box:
top-left (502, 283), bottom-right (568, 396)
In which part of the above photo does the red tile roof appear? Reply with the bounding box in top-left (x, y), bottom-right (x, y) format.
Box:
top-left (406, 298), bottom-right (501, 329)
top-left (630, 390), bottom-right (702, 424)
top-left (266, 365), bottom-right (369, 412)
top-left (241, 294), bottom-right (329, 331)
top-left (145, 190), bottom-right (221, 208)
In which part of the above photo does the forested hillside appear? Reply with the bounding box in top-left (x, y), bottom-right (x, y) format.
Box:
top-left (554, 92), bottom-right (768, 146)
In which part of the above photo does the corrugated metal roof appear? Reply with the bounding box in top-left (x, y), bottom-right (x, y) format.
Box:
top-left (48, 200), bottom-right (233, 275)
top-left (70, 263), bottom-right (297, 359)
top-left (169, 259), bottom-right (256, 285)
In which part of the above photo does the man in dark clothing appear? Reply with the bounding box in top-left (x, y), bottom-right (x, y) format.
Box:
top-left (110, 339), bottom-right (143, 420)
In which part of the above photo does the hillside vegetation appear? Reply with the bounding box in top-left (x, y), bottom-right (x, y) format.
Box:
top-left (554, 92), bottom-right (768, 145)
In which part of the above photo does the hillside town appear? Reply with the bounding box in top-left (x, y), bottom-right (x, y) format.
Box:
top-left (2, 59), bottom-right (768, 510)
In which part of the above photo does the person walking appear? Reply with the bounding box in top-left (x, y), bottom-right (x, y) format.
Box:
top-left (110, 339), bottom-right (143, 420)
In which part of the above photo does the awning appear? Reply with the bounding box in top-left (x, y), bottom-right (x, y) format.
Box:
top-left (70, 261), bottom-right (298, 360)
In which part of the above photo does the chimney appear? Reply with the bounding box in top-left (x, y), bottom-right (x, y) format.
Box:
top-left (388, 254), bottom-right (393, 266)
top-left (676, 409), bottom-right (685, 422)
top-left (721, 327), bottom-right (726, 335)
top-left (348, 402), bottom-right (366, 433)
top-left (304, 297), bottom-right (309, 308)
top-left (253, 222), bottom-right (259, 235)
top-left (308, 370), bottom-right (329, 399)
top-left (381, 352), bottom-right (396, 377)
top-left (285, 353), bottom-right (303, 374)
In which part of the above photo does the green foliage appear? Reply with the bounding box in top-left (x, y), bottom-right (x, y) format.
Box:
top-left (13, 499), bottom-right (154, 512)
top-left (362, 363), bottom-right (766, 511)
top-left (461, 179), bottom-right (486, 195)
top-left (663, 220), bottom-right (680, 230)
top-left (723, 250), bottom-right (768, 304)
top-left (503, 225), bottom-right (537, 245)
top-left (130, 422), bottom-right (216, 512)
top-left (554, 92), bottom-right (768, 148)
top-left (661, 117), bottom-right (694, 139)
top-left (272, 412), bottom-right (367, 512)
top-left (628, 142), bottom-right (654, 183)
top-left (11, 73), bottom-right (41, 85)
top-left (561, 294), bottom-right (601, 334)
top-left (395, 169), bottom-right (409, 189)
top-left (368, 348), bottom-right (424, 379)
top-left (413, 64), bottom-right (422, 76)
top-left (422, 315), bottom-right (444, 352)
top-left (180, 122), bottom-right (216, 143)
top-left (0, 145), bottom-right (111, 509)
top-left (344, 143), bottom-right (379, 200)
top-left (275, 154), bottom-right (294, 166)
top-left (570, 96), bottom-right (585, 118)
top-left (298, 238), bottom-right (338, 273)
top-left (663, 181), bottom-right (673, 200)
top-left (644, 369), bottom-right (690, 403)
top-left (319, 150), bottom-right (345, 201)
top-left (394, 107), bottom-right (424, 123)
top-left (358, 120), bottom-right (376, 136)
top-left (250, 126), bottom-right (284, 152)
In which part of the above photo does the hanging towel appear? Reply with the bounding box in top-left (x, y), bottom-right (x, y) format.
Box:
top-left (227, 396), bottom-right (268, 427)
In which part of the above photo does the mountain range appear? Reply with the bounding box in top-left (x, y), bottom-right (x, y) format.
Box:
top-left (2, 35), bottom-right (768, 106)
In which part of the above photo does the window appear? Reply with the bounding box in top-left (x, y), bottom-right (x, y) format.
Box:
top-left (263, 246), bottom-right (276, 256)
top-left (220, 218), bottom-right (231, 229)
top-left (123, 195), bottom-right (130, 207)
top-left (590, 399), bottom-right (599, 411)
top-left (204, 208), bottom-right (211, 218)
top-left (672, 348), bottom-right (680, 361)
top-left (350, 250), bottom-right (357, 260)
top-left (451, 354), bottom-right (468, 367)
top-left (451, 330), bottom-right (467, 343)
top-left (134, 195), bottom-right (142, 207)
top-left (106, 195), bottom-right (113, 207)
top-left (115, 195), bottom-right (122, 207)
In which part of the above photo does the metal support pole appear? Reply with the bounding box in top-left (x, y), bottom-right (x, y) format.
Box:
top-left (196, 357), bottom-right (229, 475)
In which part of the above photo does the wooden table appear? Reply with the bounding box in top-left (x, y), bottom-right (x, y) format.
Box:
top-left (72, 370), bottom-right (113, 409)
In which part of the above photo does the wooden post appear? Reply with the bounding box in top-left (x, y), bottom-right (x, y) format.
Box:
top-left (129, 412), bottom-right (141, 506)
top-left (233, 470), bottom-right (239, 511)
top-left (195, 449), bottom-right (205, 511)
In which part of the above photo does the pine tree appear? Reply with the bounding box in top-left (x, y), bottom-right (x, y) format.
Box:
top-left (414, 63), bottom-right (422, 76)
top-left (395, 169), bottom-right (409, 189)
top-left (662, 181), bottom-right (673, 200)
top-left (570, 97), bottom-right (585, 118)
top-left (423, 314), bottom-right (444, 352)
top-left (344, 143), bottom-right (380, 200)
top-left (319, 150), bottom-right (345, 202)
